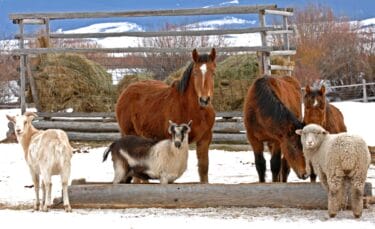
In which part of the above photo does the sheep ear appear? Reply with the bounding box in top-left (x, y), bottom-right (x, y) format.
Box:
top-left (295, 129), bottom-right (303, 135)
top-left (6, 114), bottom-right (15, 123)
top-left (322, 130), bottom-right (329, 135)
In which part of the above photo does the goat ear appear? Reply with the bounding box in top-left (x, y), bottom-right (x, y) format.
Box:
top-left (187, 120), bottom-right (192, 127)
top-left (192, 49), bottom-right (199, 62)
top-left (168, 120), bottom-right (174, 134)
top-left (295, 129), bottom-right (303, 135)
top-left (6, 114), bottom-right (15, 123)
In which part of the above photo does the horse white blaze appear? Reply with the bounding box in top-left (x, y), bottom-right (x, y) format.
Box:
top-left (313, 99), bottom-right (319, 107)
top-left (200, 64), bottom-right (207, 88)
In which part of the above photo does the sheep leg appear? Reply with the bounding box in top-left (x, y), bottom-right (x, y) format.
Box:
top-left (351, 177), bottom-right (366, 218)
top-left (327, 176), bottom-right (343, 218)
top-left (30, 172), bottom-right (40, 211)
top-left (61, 167), bottom-right (72, 212)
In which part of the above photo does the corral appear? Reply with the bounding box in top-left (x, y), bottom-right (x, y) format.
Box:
top-left (6, 4), bottom-right (374, 210)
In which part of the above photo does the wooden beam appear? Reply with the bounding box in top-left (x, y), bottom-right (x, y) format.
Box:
top-left (28, 27), bottom-right (279, 39)
top-left (270, 65), bottom-right (294, 71)
top-left (57, 182), bottom-right (372, 209)
top-left (264, 9), bottom-right (294, 17)
top-left (10, 46), bottom-right (274, 55)
top-left (10, 5), bottom-right (277, 22)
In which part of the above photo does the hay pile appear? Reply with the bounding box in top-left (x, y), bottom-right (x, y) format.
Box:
top-left (165, 54), bottom-right (259, 112)
top-left (34, 53), bottom-right (115, 112)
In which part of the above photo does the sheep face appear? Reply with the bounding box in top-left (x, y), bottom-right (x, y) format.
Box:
top-left (296, 124), bottom-right (328, 150)
top-left (168, 120), bottom-right (192, 149)
top-left (6, 112), bottom-right (37, 137)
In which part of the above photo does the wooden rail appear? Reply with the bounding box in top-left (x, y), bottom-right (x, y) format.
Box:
top-left (10, 5), bottom-right (278, 22)
top-left (32, 111), bottom-right (247, 143)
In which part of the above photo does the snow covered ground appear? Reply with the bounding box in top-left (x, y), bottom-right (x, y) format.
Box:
top-left (0, 101), bottom-right (374, 228)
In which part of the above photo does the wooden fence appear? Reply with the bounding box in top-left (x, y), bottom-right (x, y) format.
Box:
top-left (9, 4), bottom-right (296, 115)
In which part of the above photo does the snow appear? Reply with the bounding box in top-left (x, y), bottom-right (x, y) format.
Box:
top-left (0, 102), bottom-right (375, 227)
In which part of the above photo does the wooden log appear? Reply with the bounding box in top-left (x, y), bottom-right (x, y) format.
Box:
top-left (10, 5), bottom-right (277, 21)
top-left (59, 182), bottom-right (372, 209)
top-left (33, 120), bottom-right (120, 132)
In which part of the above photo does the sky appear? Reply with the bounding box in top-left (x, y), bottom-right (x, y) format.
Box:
top-left (1, 0), bottom-right (375, 38)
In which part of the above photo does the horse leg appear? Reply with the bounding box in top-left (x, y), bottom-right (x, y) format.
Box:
top-left (196, 131), bottom-right (212, 183)
top-left (280, 157), bottom-right (290, 182)
top-left (269, 142), bottom-right (281, 182)
top-left (251, 141), bottom-right (266, 183)
top-left (309, 162), bottom-right (317, 182)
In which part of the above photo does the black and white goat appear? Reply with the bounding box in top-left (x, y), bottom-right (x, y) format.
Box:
top-left (103, 120), bottom-right (192, 184)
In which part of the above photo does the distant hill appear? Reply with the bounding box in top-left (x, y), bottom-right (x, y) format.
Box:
top-left (1, 0), bottom-right (375, 38)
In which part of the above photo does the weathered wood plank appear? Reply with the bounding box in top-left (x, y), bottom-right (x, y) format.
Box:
top-left (33, 120), bottom-right (245, 133)
top-left (17, 27), bottom-right (289, 39)
top-left (60, 182), bottom-right (372, 209)
top-left (36, 111), bottom-right (243, 119)
top-left (264, 9), bottom-right (294, 16)
top-left (33, 121), bottom-right (120, 132)
top-left (10, 46), bottom-right (275, 55)
top-left (10, 5), bottom-right (277, 21)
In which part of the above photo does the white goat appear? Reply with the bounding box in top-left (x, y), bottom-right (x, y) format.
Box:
top-left (6, 112), bottom-right (73, 212)
top-left (103, 120), bottom-right (191, 184)
top-left (296, 123), bottom-right (370, 218)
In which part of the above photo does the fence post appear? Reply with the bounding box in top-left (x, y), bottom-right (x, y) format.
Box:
top-left (258, 9), bottom-right (270, 75)
top-left (18, 20), bottom-right (26, 114)
top-left (362, 79), bottom-right (368, 102)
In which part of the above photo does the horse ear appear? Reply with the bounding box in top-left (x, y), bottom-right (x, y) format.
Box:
top-left (210, 48), bottom-right (216, 61)
top-left (192, 49), bottom-right (199, 62)
top-left (305, 85), bottom-right (311, 93)
top-left (320, 85), bottom-right (326, 94)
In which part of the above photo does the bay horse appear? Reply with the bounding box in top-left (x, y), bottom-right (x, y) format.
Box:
top-left (115, 48), bottom-right (216, 183)
top-left (243, 75), bottom-right (308, 182)
top-left (303, 84), bottom-right (347, 181)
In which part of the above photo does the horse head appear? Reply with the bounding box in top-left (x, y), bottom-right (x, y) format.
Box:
top-left (304, 85), bottom-right (327, 126)
top-left (191, 48), bottom-right (216, 107)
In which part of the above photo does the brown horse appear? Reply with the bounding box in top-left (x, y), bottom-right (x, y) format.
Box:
top-left (303, 84), bottom-right (347, 181)
top-left (243, 75), bottom-right (308, 182)
top-left (115, 48), bottom-right (216, 183)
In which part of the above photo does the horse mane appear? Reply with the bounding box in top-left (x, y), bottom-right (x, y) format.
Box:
top-left (176, 54), bottom-right (212, 93)
top-left (254, 76), bottom-right (303, 130)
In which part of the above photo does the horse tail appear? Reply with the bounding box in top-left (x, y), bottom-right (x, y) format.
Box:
top-left (253, 76), bottom-right (303, 129)
top-left (103, 142), bottom-right (116, 162)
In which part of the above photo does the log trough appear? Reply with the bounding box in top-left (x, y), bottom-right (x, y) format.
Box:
top-left (54, 181), bottom-right (373, 209)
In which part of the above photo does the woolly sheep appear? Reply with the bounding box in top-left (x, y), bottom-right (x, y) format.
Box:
top-left (6, 112), bottom-right (73, 212)
top-left (296, 123), bottom-right (370, 218)
top-left (103, 120), bottom-right (192, 184)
